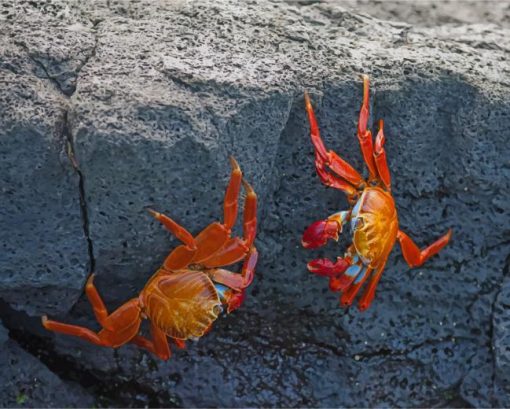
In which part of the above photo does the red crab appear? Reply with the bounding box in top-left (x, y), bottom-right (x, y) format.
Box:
top-left (42, 157), bottom-right (257, 360)
top-left (302, 75), bottom-right (452, 311)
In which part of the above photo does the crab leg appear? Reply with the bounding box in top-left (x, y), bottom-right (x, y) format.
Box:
top-left (209, 247), bottom-right (258, 291)
top-left (242, 179), bottom-right (257, 247)
top-left (154, 158), bottom-right (251, 269)
top-left (373, 120), bottom-right (391, 190)
top-left (201, 237), bottom-right (248, 268)
top-left (200, 179), bottom-right (257, 268)
top-left (357, 75), bottom-right (378, 181)
top-left (210, 247), bottom-right (258, 313)
top-left (340, 266), bottom-right (372, 307)
top-left (147, 209), bottom-right (200, 270)
top-left (314, 163), bottom-right (358, 197)
top-left (83, 274), bottom-right (110, 328)
top-left (131, 335), bottom-right (161, 355)
top-left (223, 156), bottom-right (243, 231)
top-left (187, 223), bottom-right (230, 263)
top-left (147, 209), bottom-right (196, 248)
top-left (358, 260), bottom-right (388, 311)
top-left (42, 317), bottom-right (105, 345)
top-left (328, 257), bottom-right (364, 292)
top-left (397, 229), bottom-right (452, 268)
top-left (304, 92), bottom-right (364, 196)
top-left (130, 324), bottom-right (171, 360)
top-left (192, 178), bottom-right (256, 266)
top-left (41, 297), bottom-right (142, 349)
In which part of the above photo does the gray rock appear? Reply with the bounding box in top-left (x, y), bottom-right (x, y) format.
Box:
top-left (0, 319), bottom-right (8, 344)
top-left (493, 277), bottom-right (510, 406)
top-left (323, 0), bottom-right (510, 28)
top-left (0, 5), bottom-right (93, 315)
top-left (0, 319), bottom-right (94, 408)
top-left (1, 0), bottom-right (509, 406)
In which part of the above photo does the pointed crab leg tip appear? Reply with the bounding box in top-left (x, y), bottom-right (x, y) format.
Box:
top-left (41, 315), bottom-right (48, 326)
top-left (379, 119), bottom-right (384, 129)
top-left (146, 208), bottom-right (158, 217)
top-left (361, 74), bottom-right (370, 91)
top-left (229, 156), bottom-right (240, 171)
top-left (340, 300), bottom-right (352, 309)
top-left (304, 91), bottom-right (312, 109)
top-left (241, 178), bottom-right (255, 194)
top-left (360, 75), bottom-right (370, 107)
top-left (447, 229), bottom-right (453, 240)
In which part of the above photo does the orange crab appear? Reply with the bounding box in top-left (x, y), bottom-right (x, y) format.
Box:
top-left (302, 75), bottom-right (452, 311)
top-left (42, 157), bottom-right (257, 360)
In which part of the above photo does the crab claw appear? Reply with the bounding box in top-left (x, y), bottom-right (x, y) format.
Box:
top-left (307, 257), bottom-right (349, 277)
top-left (302, 219), bottom-right (341, 249)
top-left (226, 290), bottom-right (245, 314)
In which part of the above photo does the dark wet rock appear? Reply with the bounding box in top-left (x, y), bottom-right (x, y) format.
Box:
top-left (493, 277), bottom-right (510, 406)
top-left (0, 320), bottom-right (94, 408)
top-left (1, 0), bottom-right (510, 407)
top-left (0, 319), bottom-right (8, 344)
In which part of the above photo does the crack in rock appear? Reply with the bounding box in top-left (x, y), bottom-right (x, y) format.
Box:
top-left (63, 110), bottom-right (96, 273)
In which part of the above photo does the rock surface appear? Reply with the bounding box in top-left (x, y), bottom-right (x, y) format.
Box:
top-left (0, 1), bottom-right (92, 315)
top-left (322, 0), bottom-right (510, 27)
top-left (1, 0), bottom-right (509, 407)
top-left (0, 319), bottom-right (94, 408)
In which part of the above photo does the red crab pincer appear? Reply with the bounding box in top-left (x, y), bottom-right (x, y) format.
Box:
top-left (42, 157), bottom-right (257, 360)
top-left (302, 75), bottom-right (452, 311)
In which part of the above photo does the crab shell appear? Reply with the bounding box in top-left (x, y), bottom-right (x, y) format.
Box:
top-left (350, 187), bottom-right (399, 267)
top-left (140, 269), bottom-right (223, 340)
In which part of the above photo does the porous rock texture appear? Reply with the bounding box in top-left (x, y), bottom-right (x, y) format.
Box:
top-left (0, 318), bottom-right (93, 407)
top-left (0, 3), bottom-right (91, 315)
top-left (1, 0), bottom-right (509, 407)
top-left (328, 0), bottom-right (510, 28)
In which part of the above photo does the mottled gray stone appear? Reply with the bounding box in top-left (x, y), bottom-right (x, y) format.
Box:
top-left (0, 319), bottom-right (94, 408)
top-left (323, 0), bottom-right (510, 28)
top-left (494, 277), bottom-right (510, 406)
top-left (1, 0), bottom-right (510, 407)
top-left (0, 5), bottom-right (93, 314)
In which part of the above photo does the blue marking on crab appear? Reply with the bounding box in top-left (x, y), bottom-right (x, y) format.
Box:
top-left (214, 284), bottom-right (229, 302)
top-left (345, 262), bottom-right (362, 279)
top-left (353, 265), bottom-right (370, 284)
top-left (350, 196), bottom-right (363, 233)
